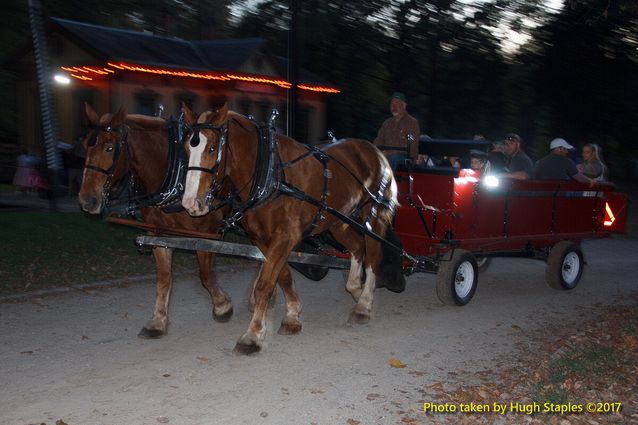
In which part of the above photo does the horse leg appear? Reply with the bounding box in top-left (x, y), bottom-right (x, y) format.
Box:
top-left (276, 265), bottom-right (302, 335)
top-left (139, 246), bottom-right (173, 338)
top-left (248, 265), bottom-right (301, 333)
top-left (248, 274), bottom-right (278, 313)
top-left (196, 251), bottom-right (233, 322)
top-left (345, 256), bottom-right (364, 301)
top-left (349, 228), bottom-right (385, 325)
top-left (330, 225), bottom-right (365, 300)
top-left (235, 239), bottom-right (296, 355)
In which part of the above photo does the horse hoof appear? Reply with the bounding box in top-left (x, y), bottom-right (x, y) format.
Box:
top-left (278, 318), bottom-right (302, 335)
top-left (348, 311), bottom-right (370, 325)
top-left (138, 327), bottom-right (165, 339)
top-left (213, 307), bottom-right (234, 323)
top-left (233, 340), bottom-right (261, 356)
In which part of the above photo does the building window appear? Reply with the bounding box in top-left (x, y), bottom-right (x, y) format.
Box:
top-left (135, 90), bottom-right (158, 116)
top-left (208, 94), bottom-right (227, 110)
top-left (238, 97), bottom-right (251, 116)
top-left (257, 100), bottom-right (270, 123)
top-left (296, 106), bottom-right (312, 142)
top-left (175, 91), bottom-right (197, 116)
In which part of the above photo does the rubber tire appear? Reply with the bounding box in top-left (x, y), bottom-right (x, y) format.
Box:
top-left (476, 256), bottom-right (492, 272)
top-left (436, 249), bottom-right (479, 306)
top-left (546, 241), bottom-right (584, 290)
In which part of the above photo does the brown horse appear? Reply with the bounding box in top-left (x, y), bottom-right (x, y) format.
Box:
top-left (181, 103), bottom-right (399, 355)
top-left (78, 104), bottom-right (235, 338)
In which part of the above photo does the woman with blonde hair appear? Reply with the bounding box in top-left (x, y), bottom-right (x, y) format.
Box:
top-left (578, 143), bottom-right (608, 182)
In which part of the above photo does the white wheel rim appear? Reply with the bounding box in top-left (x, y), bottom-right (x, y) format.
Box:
top-left (455, 261), bottom-right (475, 298)
top-left (562, 252), bottom-right (580, 284)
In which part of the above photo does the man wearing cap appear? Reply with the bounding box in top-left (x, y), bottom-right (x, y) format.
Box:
top-left (373, 92), bottom-right (424, 169)
top-left (535, 138), bottom-right (590, 183)
top-left (502, 133), bottom-right (535, 180)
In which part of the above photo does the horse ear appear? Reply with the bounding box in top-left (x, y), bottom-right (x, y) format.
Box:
top-left (211, 102), bottom-right (229, 125)
top-left (111, 106), bottom-right (127, 127)
top-left (182, 102), bottom-right (197, 125)
top-left (85, 103), bottom-right (99, 126)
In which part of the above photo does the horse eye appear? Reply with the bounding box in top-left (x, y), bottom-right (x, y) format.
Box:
top-left (209, 144), bottom-right (216, 153)
top-left (105, 145), bottom-right (114, 152)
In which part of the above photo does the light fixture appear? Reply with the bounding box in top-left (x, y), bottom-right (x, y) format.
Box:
top-left (483, 175), bottom-right (499, 188)
top-left (53, 74), bottom-right (71, 85)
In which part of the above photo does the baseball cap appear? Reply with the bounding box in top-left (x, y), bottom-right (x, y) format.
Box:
top-left (549, 138), bottom-right (574, 150)
top-left (503, 133), bottom-right (521, 144)
top-left (391, 92), bottom-right (406, 103)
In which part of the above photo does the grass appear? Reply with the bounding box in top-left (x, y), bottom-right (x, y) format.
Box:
top-left (0, 211), bottom-right (200, 295)
top-left (531, 344), bottom-right (621, 406)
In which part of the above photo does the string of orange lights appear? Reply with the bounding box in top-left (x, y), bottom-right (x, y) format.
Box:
top-left (60, 62), bottom-right (340, 93)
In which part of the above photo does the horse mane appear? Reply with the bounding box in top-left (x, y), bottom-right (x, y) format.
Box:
top-left (126, 114), bottom-right (166, 129)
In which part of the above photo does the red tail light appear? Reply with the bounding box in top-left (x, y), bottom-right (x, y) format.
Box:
top-left (604, 202), bottom-right (615, 227)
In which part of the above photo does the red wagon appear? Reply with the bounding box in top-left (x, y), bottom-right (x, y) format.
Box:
top-left (391, 140), bottom-right (628, 305)
top-left (132, 139), bottom-right (629, 305)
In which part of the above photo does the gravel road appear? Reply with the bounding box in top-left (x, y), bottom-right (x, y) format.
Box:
top-left (1, 238), bottom-right (636, 425)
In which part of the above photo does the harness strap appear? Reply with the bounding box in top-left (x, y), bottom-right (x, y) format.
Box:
top-left (119, 118), bottom-right (188, 213)
top-left (279, 145), bottom-right (331, 236)
top-left (278, 182), bottom-right (404, 254)
top-left (223, 119), bottom-right (280, 228)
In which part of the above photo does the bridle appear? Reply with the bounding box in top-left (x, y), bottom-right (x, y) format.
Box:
top-left (83, 124), bottom-right (130, 200)
top-left (186, 121), bottom-right (230, 206)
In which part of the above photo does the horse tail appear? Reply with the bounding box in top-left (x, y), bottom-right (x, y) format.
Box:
top-left (376, 151), bottom-right (399, 226)
top-left (375, 150), bottom-right (405, 293)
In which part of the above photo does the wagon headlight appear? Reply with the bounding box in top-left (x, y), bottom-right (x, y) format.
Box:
top-left (483, 175), bottom-right (499, 188)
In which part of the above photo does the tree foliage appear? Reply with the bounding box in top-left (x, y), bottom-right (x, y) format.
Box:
top-left (2, 0), bottom-right (637, 179)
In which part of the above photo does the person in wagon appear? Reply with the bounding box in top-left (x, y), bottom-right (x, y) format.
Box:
top-left (373, 92), bottom-right (427, 169)
top-left (469, 149), bottom-right (491, 175)
top-left (535, 138), bottom-right (591, 184)
top-left (501, 133), bottom-right (535, 180)
top-left (577, 143), bottom-right (608, 182)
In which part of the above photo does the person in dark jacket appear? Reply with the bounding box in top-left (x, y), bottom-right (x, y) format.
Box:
top-left (535, 138), bottom-right (590, 183)
top-left (501, 133), bottom-right (534, 180)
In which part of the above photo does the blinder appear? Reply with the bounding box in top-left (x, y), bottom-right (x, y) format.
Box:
top-left (83, 125), bottom-right (129, 182)
top-left (186, 122), bottom-right (228, 175)
top-left (186, 122), bottom-right (230, 207)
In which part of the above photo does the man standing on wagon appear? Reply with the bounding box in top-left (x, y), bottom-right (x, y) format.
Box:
top-left (374, 92), bottom-right (426, 170)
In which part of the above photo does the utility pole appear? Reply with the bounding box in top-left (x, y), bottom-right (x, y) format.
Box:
top-left (28, 0), bottom-right (63, 209)
top-left (286, 0), bottom-right (299, 139)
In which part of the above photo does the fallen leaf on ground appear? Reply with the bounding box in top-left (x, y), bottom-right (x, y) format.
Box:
top-left (429, 382), bottom-right (445, 392)
top-left (196, 356), bottom-right (209, 363)
top-left (389, 358), bottom-right (407, 368)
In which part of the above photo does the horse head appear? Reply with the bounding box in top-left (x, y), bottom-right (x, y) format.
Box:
top-left (181, 102), bottom-right (231, 216)
top-left (78, 103), bottom-right (129, 214)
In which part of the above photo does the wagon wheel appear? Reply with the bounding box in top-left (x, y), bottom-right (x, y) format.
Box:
top-left (476, 256), bottom-right (492, 272)
top-left (436, 249), bottom-right (479, 306)
top-left (546, 241), bottom-right (584, 290)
